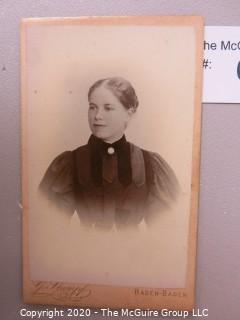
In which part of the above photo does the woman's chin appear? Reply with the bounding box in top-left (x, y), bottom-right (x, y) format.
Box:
top-left (92, 132), bottom-right (108, 141)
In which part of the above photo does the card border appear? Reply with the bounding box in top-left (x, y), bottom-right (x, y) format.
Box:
top-left (21, 15), bottom-right (204, 310)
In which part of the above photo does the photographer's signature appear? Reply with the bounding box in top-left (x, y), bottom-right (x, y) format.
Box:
top-left (32, 281), bottom-right (91, 302)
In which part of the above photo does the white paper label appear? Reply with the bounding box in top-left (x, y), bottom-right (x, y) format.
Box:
top-left (203, 26), bottom-right (240, 103)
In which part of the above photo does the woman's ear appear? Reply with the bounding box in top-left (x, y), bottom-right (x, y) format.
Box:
top-left (127, 107), bottom-right (135, 117)
top-left (124, 108), bottom-right (135, 129)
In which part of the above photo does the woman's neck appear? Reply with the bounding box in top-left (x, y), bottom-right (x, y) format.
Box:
top-left (100, 134), bottom-right (125, 144)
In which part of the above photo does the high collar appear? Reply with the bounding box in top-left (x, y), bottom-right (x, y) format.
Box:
top-left (88, 134), bottom-right (127, 154)
top-left (88, 134), bottom-right (132, 186)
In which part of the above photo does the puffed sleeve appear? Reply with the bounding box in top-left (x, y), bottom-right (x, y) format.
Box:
top-left (146, 151), bottom-right (180, 212)
top-left (39, 151), bottom-right (76, 217)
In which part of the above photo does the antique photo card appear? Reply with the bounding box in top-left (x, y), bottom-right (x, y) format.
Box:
top-left (21, 16), bottom-right (204, 310)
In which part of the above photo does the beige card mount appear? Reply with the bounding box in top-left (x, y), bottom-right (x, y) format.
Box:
top-left (21, 16), bottom-right (204, 310)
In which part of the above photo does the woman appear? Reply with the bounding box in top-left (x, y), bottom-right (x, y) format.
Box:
top-left (39, 77), bottom-right (179, 230)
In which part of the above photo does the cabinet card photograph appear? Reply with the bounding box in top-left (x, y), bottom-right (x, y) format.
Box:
top-left (21, 16), bottom-right (204, 310)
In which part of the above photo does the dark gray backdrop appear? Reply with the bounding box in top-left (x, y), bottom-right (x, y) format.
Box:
top-left (1, 1), bottom-right (240, 319)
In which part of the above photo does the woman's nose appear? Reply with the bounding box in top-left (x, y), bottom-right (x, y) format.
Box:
top-left (95, 109), bottom-right (103, 120)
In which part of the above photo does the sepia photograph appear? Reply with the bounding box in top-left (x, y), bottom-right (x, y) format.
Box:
top-left (21, 16), bottom-right (204, 309)
top-left (39, 75), bottom-right (180, 229)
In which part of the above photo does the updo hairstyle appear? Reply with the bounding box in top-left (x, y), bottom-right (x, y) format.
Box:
top-left (88, 77), bottom-right (139, 112)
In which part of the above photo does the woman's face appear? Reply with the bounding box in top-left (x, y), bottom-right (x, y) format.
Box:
top-left (88, 86), bottom-right (133, 143)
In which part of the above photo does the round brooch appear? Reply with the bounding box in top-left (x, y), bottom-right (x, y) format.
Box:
top-left (107, 147), bottom-right (115, 155)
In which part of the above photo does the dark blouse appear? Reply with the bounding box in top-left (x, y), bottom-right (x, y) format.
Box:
top-left (39, 135), bottom-right (179, 230)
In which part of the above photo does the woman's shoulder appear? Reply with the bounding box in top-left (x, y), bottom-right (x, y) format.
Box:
top-left (130, 143), bottom-right (180, 203)
top-left (144, 150), bottom-right (176, 178)
top-left (39, 150), bottom-right (75, 194)
top-left (39, 141), bottom-right (91, 191)
top-left (49, 150), bottom-right (74, 171)
top-left (129, 143), bottom-right (176, 177)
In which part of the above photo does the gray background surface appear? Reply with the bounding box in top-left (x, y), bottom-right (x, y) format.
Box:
top-left (0, 1), bottom-right (240, 319)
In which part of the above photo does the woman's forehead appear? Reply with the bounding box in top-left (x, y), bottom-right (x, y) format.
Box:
top-left (89, 85), bottom-right (121, 105)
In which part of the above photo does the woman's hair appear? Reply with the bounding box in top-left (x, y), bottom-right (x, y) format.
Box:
top-left (88, 77), bottom-right (139, 112)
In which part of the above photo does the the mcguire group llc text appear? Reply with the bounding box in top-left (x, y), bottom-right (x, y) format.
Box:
top-left (20, 307), bottom-right (209, 318)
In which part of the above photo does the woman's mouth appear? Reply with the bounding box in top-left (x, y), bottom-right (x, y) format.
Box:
top-left (93, 124), bottom-right (106, 127)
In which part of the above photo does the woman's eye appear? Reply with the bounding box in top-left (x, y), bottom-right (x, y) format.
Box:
top-left (104, 105), bottom-right (114, 111)
top-left (89, 105), bottom-right (96, 110)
